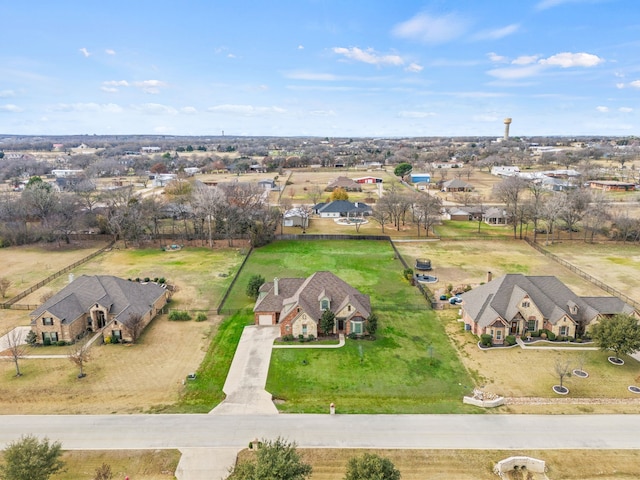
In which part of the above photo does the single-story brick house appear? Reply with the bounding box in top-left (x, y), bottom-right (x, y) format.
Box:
top-left (461, 273), bottom-right (637, 344)
top-left (253, 271), bottom-right (372, 338)
top-left (441, 178), bottom-right (474, 192)
top-left (30, 275), bottom-right (169, 345)
top-left (313, 200), bottom-right (372, 218)
top-left (325, 176), bottom-right (362, 192)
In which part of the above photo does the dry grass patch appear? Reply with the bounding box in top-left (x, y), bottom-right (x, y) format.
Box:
top-left (236, 448), bottom-right (640, 479)
top-left (0, 241), bottom-right (109, 299)
top-left (395, 239), bottom-right (605, 297)
top-left (0, 313), bottom-right (215, 414)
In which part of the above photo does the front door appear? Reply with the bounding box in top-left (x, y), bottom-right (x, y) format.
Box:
top-left (337, 318), bottom-right (345, 332)
top-left (510, 320), bottom-right (518, 335)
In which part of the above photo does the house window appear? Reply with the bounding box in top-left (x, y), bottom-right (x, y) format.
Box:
top-left (351, 321), bottom-right (363, 335)
top-left (42, 317), bottom-right (53, 326)
top-left (522, 301), bottom-right (530, 308)
top-left (286, 325), bottom-right (291, 332)
top-left (496, 330), bottom-right (502, 340)
top-left (348, 305), bottom-right (351, 312)
top-left (42, 332), bottom-right (58, 344)
top-left (321, 299), bottom-right (329, 310)
top-left (560, 326), bottom-right (568, 336)
top-left (302, 324), bottom-right (308, 336)
top-left (112, 330), bottom-right (122, 341)
top-left (527, 320), bottom-right (537, 332)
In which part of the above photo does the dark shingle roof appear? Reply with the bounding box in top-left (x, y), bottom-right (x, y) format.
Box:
top-left (30, 275), bottom-right (166, 325)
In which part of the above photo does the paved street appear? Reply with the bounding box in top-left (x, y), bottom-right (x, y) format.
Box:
top-left (2, 414), bottom-right (640, 450)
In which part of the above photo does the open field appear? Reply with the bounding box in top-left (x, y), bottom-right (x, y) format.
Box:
top-left (394, 238), bottom-right (607, 298)
top-left (50, 449), bottom-right (180, 480)
top-left (276, 448), bottom-right (640, 480)
top-left (216, 239), bottom-right (475, 413)
top-left (0, 240), bottom-right (110, 300)
top-left (543, 241), bottom-right (640, 301)
top-left (0, 245), bottom-right (245, 414)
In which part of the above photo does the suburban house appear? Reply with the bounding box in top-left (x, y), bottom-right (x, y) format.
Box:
top-left (461, 273), bottom-right (637, 344)
top-left (30, 275), bottom-right (169, 345)
top-left (483, 207), bottom-right (508, 225)
top-left (325, 176), bottom-right (362, 192)
top-left (283, 207), bottom-right (310, 228)
top-left (257, 179), bottom-right (277, 190)
top-left (313, 200), bottom-right (372, 218)
top-left (441, 179), bottom-right (474, 192)
top-left (491, 166), bottom-right (520, 177)
top-left (588, 180), bottom-right (636, 192)
top-left (253, 271), bottom-right (372, 338)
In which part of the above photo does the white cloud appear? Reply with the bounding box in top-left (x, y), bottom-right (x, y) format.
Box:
top-left (133, 103), bottom-right (178, 115)
top-left (0, 104), bottom-right (23, 113)
top-left (474, 24), bottom-right (520, 40)
top-left (298, 45), bottom-right (304, 50)
top-left (535, 0), bottom-right (600, 10)
top-left (181, 106), bottom-right (198, 114)
top-left (512, 55), bottom-right (539, 65)
top-left (207, 104), bottom-right (286, 116)
top-left (0, 90), bottom-right (16, 98)
top-left (629, 80), bottom-right (640, 88)
top-left (539, 52), bottom-right (603, 68)
top-left (596, 106), bottom-right (609, 112)
top-left (405, 63), bottom-right (424, 73)
top-left (104, 80), bottom-right (130, 87)
top-left (333, 47), bottom-right (404, 66)
top-left (79, 47), bottom-right (91, 58)
top-left (105, 49), bottom-right (116, 55)
top-left (285, 71), bottom-right (340, 81)
top-left (309, 110), bottom-right (336, 117)
top-left (392, 12), bottom-right (470, 44)
top-left (487, 52), bottom-right (507, 63)
top-left (620, 107), bottom-right (633, 113)
top-left (48, 103), bottom-right (123, 113)
top-left (487, 64), bottom-right (543, 80)
top-left (398, 111), bottom-right (436, 118)
top-left (101, 87), bottom-right (119, 93)
top-left (132, 80), bottom-right (168, 94)
top-left (616, 83), bottom-right (625, 89)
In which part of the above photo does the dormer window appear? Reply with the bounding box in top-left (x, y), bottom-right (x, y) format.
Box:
top-left (321, 299), bottom-right (329, 310)
top-left (522, 301), bottom-right (530, 308)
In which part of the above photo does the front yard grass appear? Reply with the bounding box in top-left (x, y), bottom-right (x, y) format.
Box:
top-left (220, 239), bottom-right (476, 413)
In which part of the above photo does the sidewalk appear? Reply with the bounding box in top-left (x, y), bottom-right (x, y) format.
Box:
top-left (273, 334), bottom-right (345, 349)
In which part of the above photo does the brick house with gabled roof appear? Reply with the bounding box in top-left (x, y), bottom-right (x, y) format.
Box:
top-left (325, 176), bottom-right (362, 192)
top-left (30, 275), bottom-right (169, 345)
top-left (461, 273), bottom-right (637, 344)
top-left (253, 271), bottom-right (371, 338)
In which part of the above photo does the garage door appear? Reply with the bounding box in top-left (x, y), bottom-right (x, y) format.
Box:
top-left (258, 315), bottom-right (272, 325)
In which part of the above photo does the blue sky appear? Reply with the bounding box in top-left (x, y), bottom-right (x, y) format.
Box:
top-left (1, 0), bottom-right (639, 137)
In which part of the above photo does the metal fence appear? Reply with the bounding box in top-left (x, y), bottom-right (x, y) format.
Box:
top-left (524, 238), bottom-right (639, 310)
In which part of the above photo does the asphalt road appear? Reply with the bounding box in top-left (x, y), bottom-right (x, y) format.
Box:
top-left (2, 414), bottom-right (640, 450)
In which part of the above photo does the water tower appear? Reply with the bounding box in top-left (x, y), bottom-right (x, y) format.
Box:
top-left (503, 118), bottom-right (512, 141)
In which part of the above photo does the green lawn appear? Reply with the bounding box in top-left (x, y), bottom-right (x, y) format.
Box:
top-left (219, 240), bottom-right (476, 413)
top-left (434, 220), bottom-right (514, 239)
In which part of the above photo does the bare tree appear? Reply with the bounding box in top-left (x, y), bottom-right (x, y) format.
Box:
top-left (559, 188), bottom-right (591, 240)
top-left (414, 192), bottom-right (442, 237)
top-left (493, 176), bottom-right (528, 239)
top-left (0, 277), bottom-right (11, 298)
top-left (2, 328), bottom-right (27, 377)
top-left (554, 357), bottom-right (572, 392)
top-left (307, 185), bottom-right (324, 205)
top-left (541, 194), bottom-right (565, 245)
top-left (191, 184), bottom-right (226, 247)
top-left (68, 342), bottom-right (91, 378)
top-left (123, 313), bottom-right (145, 344)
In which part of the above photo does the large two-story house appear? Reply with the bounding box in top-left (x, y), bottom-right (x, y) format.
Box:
top-left (461, 273), bottom-right (637, 344)
top-left (253, 271), bottom-right (371, 338)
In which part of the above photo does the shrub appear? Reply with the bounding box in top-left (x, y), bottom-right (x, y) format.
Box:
top-left (25, 330), bottom-right (37, 346)
top-left (403, 268), bottom-right (414, 281)
top-left (144, 277), bottom-right (150, 283)
top-left (464, 284), bottom-right (472, 292)
top-left (104, 336), bottom-right (111, 344)
top-left (168, 310), bottom-right (192, 321)
top-left (56, 340), bottom-right (67, 347)
top-left (505, 335), bottom-right (516, 346)
top-left (347, 332), bottom-right (358, 340)
top-left (298, 334), bottom-right (304, 342)
top-left (540, 332), bottom-right (547, 340)
top-left (480, 334), bottom-right (492, 347)
top-left (43, 338), bottom-right (51, 346)
top-left (282, 334), bottom-right (294, 342)
top-left (575, 337), bottom-right (583, 343)
top-left (530, 330), bottom-right (540, 337)
top-left (158, 277), bottom-right (166, 284)
top-left (307, 334), bottom-right (315, 341)
top-left (195, 312), bottom-right (207, 322)
top-left (546, 330), bottom-right (556, 341)
top-left (246, 274), bottom-right (266, 299)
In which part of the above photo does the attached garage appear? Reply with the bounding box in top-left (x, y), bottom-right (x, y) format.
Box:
top-left (258, 314), bottom-right (273, 326)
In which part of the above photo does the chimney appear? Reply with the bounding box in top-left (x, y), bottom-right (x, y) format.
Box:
top-left (354, 202), bottom-right (359, 207)
top-left (274, 277), bottom-right (279, 296)
top-left (68, 273), bottom-right (75, 283)
top-left (487, 271), bottom-right (492, 283)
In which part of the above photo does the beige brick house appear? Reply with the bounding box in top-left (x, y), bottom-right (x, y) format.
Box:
top-left (30, 275), bottom-right (169, 344)
top-left (461, 273), bottom-right (637, 344)
top-left (253, 271), bottom-right (371, 338)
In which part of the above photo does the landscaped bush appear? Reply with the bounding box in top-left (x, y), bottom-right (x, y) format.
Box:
top-left (505, 335), bottom-right (516, 346)
top-left (546, 330), bottom-right (556, 341)
top-left (56, 340), bottom-right (67, 347)
top-left (158, 277), bottom-right (166, 284)
top-left (144, 277), bottom-right (150, 283)
top-left (540, 332), bottom-right (547, 340)
top-left (43, 338), bottom-right (51, 346)
top-left (168, 310), bottom-right (192, 321)
top-left (403, 268), bottom-right (413, 281)
top-left (575, 337), bottom-right (583, 343)
top-left (307, 334), bottom-right (315, 341)
top-left (480, 334), bottom-right (493, 347)
top-left (282, 334), bottom-right (294, 342)
top-left (195, 312), bottom-right (207, 322)
top-left (530, 330), bottom-right (540, 337)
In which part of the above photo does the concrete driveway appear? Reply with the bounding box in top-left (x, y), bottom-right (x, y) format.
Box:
top-left (0, 326), bottom-right (30, 352)
top-left (210, 325), bottom-right (280, 415)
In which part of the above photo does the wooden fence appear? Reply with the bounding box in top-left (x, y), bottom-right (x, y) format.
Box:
top-left (0, 240), bottom-right (115, 309)
top-left (524, 238), bottom-right (639, 310)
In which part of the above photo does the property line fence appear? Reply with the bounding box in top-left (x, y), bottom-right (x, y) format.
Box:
top-left (215, 247), bottom-right (254, 314)
top-left (524, 238), bottom-right (640, 310)
top-left (0, 240), bottom-right (116, 309)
